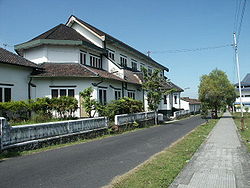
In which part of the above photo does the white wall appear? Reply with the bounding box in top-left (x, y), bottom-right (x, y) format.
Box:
top-left (46, 46), bottom-right (79, 63)
top-left (32, 77), bottom-right (143, 117)
top-left (180, 99), bottom-right (190, 111)
top-left (0, 64), bottom-right (33, 101)
top-left (24, 46), bottom-right (47, 64)
top-left (173, 92), bottom-right (181, 109)
top-left (71, 22), bottom-right (103, 48)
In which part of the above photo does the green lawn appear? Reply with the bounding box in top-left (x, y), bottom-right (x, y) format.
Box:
top-left (233, 112), bottom-right (250, 152)
top-left (107, 119), bottom-right (218, 188)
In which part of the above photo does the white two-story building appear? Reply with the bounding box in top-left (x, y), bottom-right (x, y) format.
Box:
top-left (235, 73), bottom-right (250, 112)
top-left (13, 15), bottom-right (183, 117)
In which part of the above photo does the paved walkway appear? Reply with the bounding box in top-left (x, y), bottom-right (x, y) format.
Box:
top-left (170, 111), bottom-right (250, 188)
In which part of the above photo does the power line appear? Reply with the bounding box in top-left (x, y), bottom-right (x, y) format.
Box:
top-left (237, 0), bottom-right (247, 43)
top-left (149, 44), bottom-right (232, 54)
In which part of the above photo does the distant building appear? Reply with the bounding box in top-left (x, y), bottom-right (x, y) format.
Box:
top-left (180, 97), bottom-right (201, 114)
top-left (235, 73), bottom-right (250, 112)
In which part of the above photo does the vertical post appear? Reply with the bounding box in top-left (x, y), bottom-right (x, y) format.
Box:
top-left (0, 117), bottom-right (5, 151)
top-left (233, 32), bottom-right (244, 130)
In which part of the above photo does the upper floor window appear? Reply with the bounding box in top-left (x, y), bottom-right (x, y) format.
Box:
top-left (114, 90), bottom-right (121, 100)
top-left (90, 55), bottom-right (102, 69)
top-left (0, 87), bottom-right (11, 102)
top-left (51, 88), bottom-right (75, 98)
top-left (108, 49), bottom-right (115, 61)
top-left (128, 91), bottom-right (135, 99)
top-left (148, 67), bottom-right (153, 75)
top-left (99, 89), bottom-right (107, 105)
top-left (80, 51), bottom-right (86, 65)
top-left (140, 64), bottom-right (145, 72)
top-left (120, 55), bottom-right (127, 67)
top-left (174, 95), bottom-right (178, 104)
top-left (132, 61), bottom-right (137, 71)
top-left (164, 95), bottom-right (167, 104)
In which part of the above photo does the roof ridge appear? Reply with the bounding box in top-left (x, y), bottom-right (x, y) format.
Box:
top-left (79, 64), bottom-right (99, 76)
top-left (44, 24), bottom-right (64, 39)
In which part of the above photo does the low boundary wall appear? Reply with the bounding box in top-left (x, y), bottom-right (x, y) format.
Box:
top-left (173, 110), bottom-right (190, 118)
top-left (0, 117), bottom-right (108, 150)
top-left (115, 111), bottom-right (155, 126)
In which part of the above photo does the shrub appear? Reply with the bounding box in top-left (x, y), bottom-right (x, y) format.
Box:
top-left (99, 97), bottom-right (143, 120)
top-left (51, 96), bottom-right (78, 119)
top-left (0, 101), bottom-right (30, 121)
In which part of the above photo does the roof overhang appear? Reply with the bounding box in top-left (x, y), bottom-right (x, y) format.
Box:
top-left (15, 39), bottom-right (106, 56)
top-left (106, 35), bottom-right (169, 72)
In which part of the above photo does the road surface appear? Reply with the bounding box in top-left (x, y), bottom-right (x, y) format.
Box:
top-left (0, 116), bottom-right (205, 188)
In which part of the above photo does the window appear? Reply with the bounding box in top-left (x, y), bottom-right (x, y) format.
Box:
top-left (140, 64), bottom-right (145, 72)
top-left (115, 90), bottom-right (121, 100)
top-left (108, 50), bottom-right (115, 61)
top-left (128, 91), bottom-right (135, 99)
top-left (174, 95), bottom-right (178, 104)
top-left (51, 89), bottom-right (75, 98)
top-left (148, 67), bottom-right (153, 75)
top-left (120, 55), bottom-right (127, 67)
top-left (99, 89), bottom-right (107, 105)
top-left (80, 51), bottom-right (86, 65)
top-left (132, 61), bottom-right (137, 71)
top-left (164, 95), bottom-right (167, 104)
top-left (0, 87), bottom-right (11, 102)
top-left (90, 55), bottom-right (102, 69)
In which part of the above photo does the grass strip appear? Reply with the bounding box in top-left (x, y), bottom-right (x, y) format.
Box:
top-left (105, 119), bottom-right (218, 188)
top-left (233, 112), bottom-right (250, 152)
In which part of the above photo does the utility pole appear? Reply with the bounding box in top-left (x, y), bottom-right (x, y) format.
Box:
top-left (233, 32), bottom-right (244, 130)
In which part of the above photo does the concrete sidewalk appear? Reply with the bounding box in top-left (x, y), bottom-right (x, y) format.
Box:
top-left (170, 111), bottom-right (250, 188)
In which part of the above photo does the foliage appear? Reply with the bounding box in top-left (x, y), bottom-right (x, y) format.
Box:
top-left (0, 96), bottom-right (78, 123)
top-left (79, 87), bottom-right (99, 118)
top-left (0, 101), bottom-right (30, 121)
top-left (51, 96), bottom-right (78, 119)
top-left (245, 107), bottom-right (249, 113)
top-left (142, 68), bottom-right (176, 111)
top-left (110, 119), bottom-right (218, 188)
top-left (99, 97), bottom-right (143, 120)
top-left (198, 69), bottom-right (236, 118)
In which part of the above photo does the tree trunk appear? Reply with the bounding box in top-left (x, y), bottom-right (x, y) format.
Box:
top-left (154, 111), bottom-right (158, 125)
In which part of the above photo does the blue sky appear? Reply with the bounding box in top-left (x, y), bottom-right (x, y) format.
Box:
top-left (0, 0), bottom-right (249, 98)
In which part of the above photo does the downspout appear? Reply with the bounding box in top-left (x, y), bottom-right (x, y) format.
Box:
top-left (28, 77), bottom-right (32, 100)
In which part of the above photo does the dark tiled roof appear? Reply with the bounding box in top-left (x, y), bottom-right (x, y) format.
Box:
top-left (240, 73), bottom-right (250, 86)
top-left (32, 63), bottom-right (127, 82)
top-left (124, 70), bottom-right (141, 85)
top-left (32, 63), bottom-right (96, 77)
top-left (0, 47), bottom-right (39, 68)
top-left (86, 66), bottom-right (125, 82)
top-left (181, 97), bottom-right (201, 104)
top-left (161, 81), bottom-right (184, 92)
top-left (29, 24), bottom-right (93, 44)
top-left (72, 16), bottom-right (169, 71)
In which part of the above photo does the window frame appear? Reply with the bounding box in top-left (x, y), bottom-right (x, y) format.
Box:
top-left (90, 54), bottom-right (102, 69)
top-left (127, 91), bottom-right (135, 99)
top-left (108, 49), bottom-right (115, 61)
top-left (80, 51), bottom-right (87, 65)
top-left (114, 90), bottom-right (121, 100)
top-left (0, 86), bottom-right (12, 102)
top-left (98, 88), bottom-right (107, 105)
top-left (120, 55), bottom-right (127, 67)
top-left (51, 88), bottom-right (75, 98)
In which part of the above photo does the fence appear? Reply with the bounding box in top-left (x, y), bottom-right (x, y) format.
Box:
top-left (173, 110), bottom-right (190, 118)
top-left (115, 111), bottom-right (155, 126)
top-left (0, 117), bottom-right (108, 150)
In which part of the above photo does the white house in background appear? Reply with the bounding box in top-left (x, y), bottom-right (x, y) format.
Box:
top-left (0, 47), bottom-right (40, 102)
top-left (235, 73), bottom-right (250, 112)
top-left (13, 15), bottom-right (182, 117)
top-left (180, 97), bottom-right (201, 114)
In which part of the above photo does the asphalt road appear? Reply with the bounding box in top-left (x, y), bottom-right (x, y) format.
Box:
top-left (0, 116), bottom-right (205, 188)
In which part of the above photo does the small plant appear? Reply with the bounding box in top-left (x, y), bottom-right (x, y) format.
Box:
top-left (245, 107), bottom-right (249, 114)
top-left (133, 121), bottom-right (139, 127)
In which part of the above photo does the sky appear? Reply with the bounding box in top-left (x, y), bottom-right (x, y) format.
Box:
top-left (0, 0), bottom-right (249, 98)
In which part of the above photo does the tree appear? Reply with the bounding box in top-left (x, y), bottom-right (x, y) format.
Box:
top-left (142, 68), bottom-right (174, 124)
top-left (198, 69), bottom-right (236, 118)
top-left (79, 87), bottom-right (99, 118)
